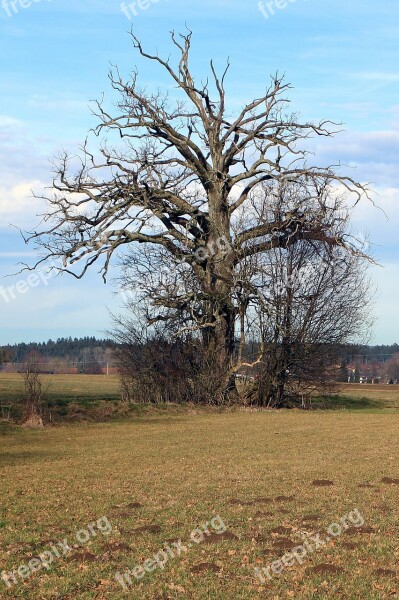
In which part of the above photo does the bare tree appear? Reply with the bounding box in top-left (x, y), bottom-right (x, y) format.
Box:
top-left (21, 351), bottom-right (44, 428)
top-left (25, 30), bottom-right (370, 402)
top-left (239, 188), bottom-right (373, 407)
top-left (113, 179), bottom-right (372, 406)
top-left (384, 354), bottom-right (399, 383)
top-left (0, 348), bottom-right (12, 368)
top-left (112, 305), bottom-right (225, 405)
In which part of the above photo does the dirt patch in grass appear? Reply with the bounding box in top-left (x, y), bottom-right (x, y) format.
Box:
top-left (312, 479), bottom-right (334, 487)
top-left (191, 562), bottom-right (221, 574)
top-left (202, 531), bottom-right (238, 544)
top-left (381, 477), bottom-right (399, 485)
top-left (134, 524), bottom-right (162, 534)
top-left (102, 541), bottom-right (132, 552)
top-left (341, 541), bottom-right (360, 549)
top-left (254, 511), bottom-right (274, 518)
top-left (302, 514), bottom-right (322, 522)
top-left (111, 502), bottom-right (143, 516)
top-left (69, 551), bottom-right (97, 562)
top-left (374, 568), bottom-right (397, 577)
top-left (228, 498), bottom-right (250, 506)
top-left (270, 526), bottom-right (292, 535)
top-left (345, 526), bottom-right (376, 535)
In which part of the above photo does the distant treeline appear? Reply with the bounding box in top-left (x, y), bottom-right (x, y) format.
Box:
top-left (1, 338), bottom-right (399, 372)
top-left (242, 342), bottom-right (399, 364)
top-left (0, 337), bottom-right (116, 364)
top-left (350, 344), bottom-right (399, 362)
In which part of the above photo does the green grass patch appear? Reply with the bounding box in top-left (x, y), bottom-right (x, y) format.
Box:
top-left (312, 394), bottom-right (382, 411)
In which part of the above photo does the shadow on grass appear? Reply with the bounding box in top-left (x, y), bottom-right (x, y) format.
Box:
top-left (312, 395), bottom-right (382, 411)
top-left (0, 449), bottom-right (67, 468)
top-left (0, 421), bottom-right (20, 435)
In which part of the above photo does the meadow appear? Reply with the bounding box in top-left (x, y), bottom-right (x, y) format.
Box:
top-left (0, 375), bottom-right (399, 598)
top-left (0, 373), bottom-right (120, 422)
top-left (2, 372), bottom-right (399, 419)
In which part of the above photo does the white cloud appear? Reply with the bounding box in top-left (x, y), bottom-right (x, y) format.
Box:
top-left (0, 115), bottom-right (50, 189)
top-left (343, 186), bottom-right (399, 276)
top-left (0, 115), bottom-right (24, 128)
top-left (0, 181), bottom-right (47, 229)
top-left (311, 129), bottom-right (399, 190)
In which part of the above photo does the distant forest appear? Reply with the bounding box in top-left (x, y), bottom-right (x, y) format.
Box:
top-left (0, 338), bottom-right (117, 374)
top-left (1, 339), bottom-right (399, 379)
top-left (1, 337), bottom-right (115, 362)
top-left (358, 344), bottom-right (399, 360)
top-left (1, 338), bottom-right (399, 364)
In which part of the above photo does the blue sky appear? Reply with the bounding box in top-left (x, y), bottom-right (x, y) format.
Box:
top-left (0, 0), bottom-right (398, 344)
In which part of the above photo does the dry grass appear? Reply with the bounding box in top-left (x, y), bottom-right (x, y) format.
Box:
top-left (339, 383), bottom-right (399, 409)
top-left (1, 410), bottom-right (399, 599)
top-left (1, 373), bottom-right (399, 419)
top-left (0, 373), bottom-right (120, 402)
top-left (0, 373), bottom-right (120, 421)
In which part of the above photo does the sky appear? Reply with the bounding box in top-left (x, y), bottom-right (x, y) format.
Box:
top-left (0, 0), bottom-right (398, 345)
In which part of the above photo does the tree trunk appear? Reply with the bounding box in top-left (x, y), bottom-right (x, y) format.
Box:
top-left (200, 200), bottom-right (239, 403)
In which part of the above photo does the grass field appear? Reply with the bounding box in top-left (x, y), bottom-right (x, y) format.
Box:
top-left (338, 383), bottom-right (399, 409)
top-left (0, 373), bottom-right (120, 421)
top-left (1, 410), bottom-right (399, 596)
top-left (1, 373), bottom-right (399, 418)
top-left (1, 376), bottom-right (399, 598)
top-left (0, 373), bottom-right (120, 405)
top-left (313, 383), bottom-right (399, 412)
